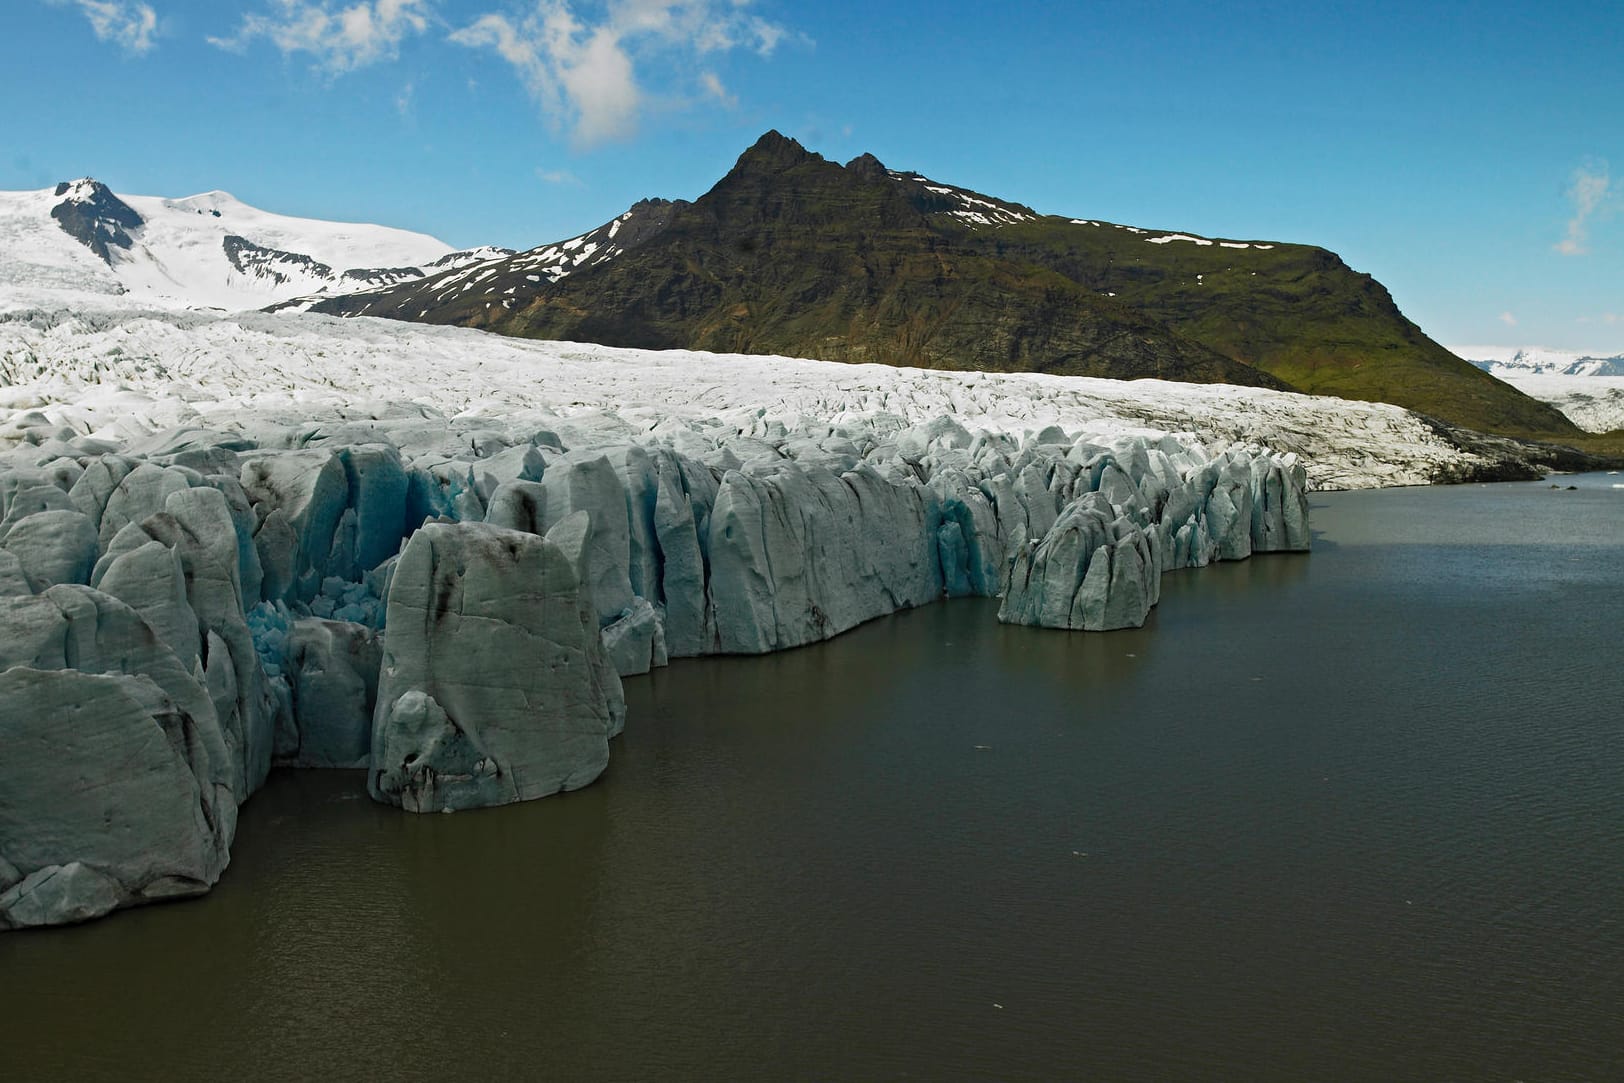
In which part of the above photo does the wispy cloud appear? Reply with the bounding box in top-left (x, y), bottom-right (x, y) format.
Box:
top-left (1498, 311), bottom-right (1517, 327)
top-left (698, 70), bottom-right (736, 108)
top-left (210, 0), bottom-right (432, 73)
top-left (611, 0), bottom-right (787, 56)
top-left (535, 166), bottom-right (583, 186)
top-left (47, 0), bottom-right (159, 54)
top-left (451, 0), bottom-right (793, 146)
top-left (1555, 162), bottom-right (1611, 256)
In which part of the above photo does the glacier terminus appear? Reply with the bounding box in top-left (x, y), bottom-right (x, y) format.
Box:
top-left (0, 321), bottom-right (1311, 929)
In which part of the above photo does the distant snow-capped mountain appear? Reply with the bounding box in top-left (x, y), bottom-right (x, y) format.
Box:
top-left (0, 178), bottom-right (509, 313)
top-left (1449, 344), bottom-right (1624, 432)
top-left (1452, 344), bottom-right (1624, 377)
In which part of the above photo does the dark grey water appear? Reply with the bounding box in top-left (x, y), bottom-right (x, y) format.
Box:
top-left (5, 474), bottom-right (1623, 1081)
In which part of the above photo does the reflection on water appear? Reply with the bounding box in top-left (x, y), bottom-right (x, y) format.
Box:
top-left (2, 477), bottom-right (1621, 1081)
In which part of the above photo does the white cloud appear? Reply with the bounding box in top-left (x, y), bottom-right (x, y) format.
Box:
top-left (452, 0), bottom-right (793, 146)
top-left (47, 0), bottom-right (158, 54)
top-left (1498, 311), bottom-right (1517, 327)
top-left (612, 0), bottom-right (785, 55)
top-left (1555, 162), bottom-right (1611, 256)
top-left (698, 70), bottom-right (736, 108)
top-left (210, 0), bottom-right (432, 73)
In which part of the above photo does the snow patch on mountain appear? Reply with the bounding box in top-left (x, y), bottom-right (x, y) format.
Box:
top-left (1144, 229), bottom-right (1272, 250)
top-left (889, 171), bottom-right (1038, 228)
top-left (1066, 219), bottom-right (1275, 249)
top-left (320, 199), bottom-right (682, 320)
top-left (1148, 233), bottom-right (1214, 247)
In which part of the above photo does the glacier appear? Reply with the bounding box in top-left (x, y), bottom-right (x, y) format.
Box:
top-left (1451, 345), bottom-right (1624, 432)
top-left (1482, 372), bottom-right (1624, 434)
top-left (3, 302), bottom-right (1579, 931)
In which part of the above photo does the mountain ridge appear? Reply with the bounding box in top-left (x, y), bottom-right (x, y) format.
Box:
top-left (314, 131), bottom-right (1279, 390)
top-left (310, 131), bottom-right (1576, 437)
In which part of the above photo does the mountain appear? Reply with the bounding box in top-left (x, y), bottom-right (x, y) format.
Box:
top-left (314, 133), bottom-right (1271, 389)
top-left (310, 131), bottom-right (1575, 438)
top-left (293, 197), bottom-right (686, 320)
top-left (0, 178), bottom-right (507, 313)
top-left (1452, 345), bottom-right (1624, 377)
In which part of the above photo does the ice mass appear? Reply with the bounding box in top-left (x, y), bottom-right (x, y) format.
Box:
top-left (0, 307), bottom-right (1316, 928)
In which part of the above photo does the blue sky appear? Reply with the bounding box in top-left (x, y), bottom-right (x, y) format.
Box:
top-left (3, 0), bottom-right (1620, 352)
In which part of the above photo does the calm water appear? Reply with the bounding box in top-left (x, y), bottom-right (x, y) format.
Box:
top-left (4, 474), bottom-right (1622, 1081)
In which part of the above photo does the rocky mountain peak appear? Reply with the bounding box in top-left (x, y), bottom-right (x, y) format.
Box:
top-left (49, 177), bottom-right (144, 264)
top-left (697, 131), bottom-right (922, 238)
top-left (729, 130), bottom-right (820, 176)
top-left (843, 152), bottom-right (890, 180)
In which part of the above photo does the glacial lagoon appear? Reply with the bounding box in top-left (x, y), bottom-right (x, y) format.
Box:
top-left (3, 474), bottom-right (1622, 1080)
